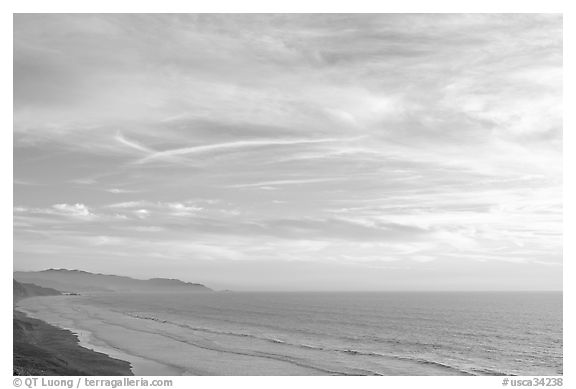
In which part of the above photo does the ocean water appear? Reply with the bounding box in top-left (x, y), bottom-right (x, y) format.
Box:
top-left (17, 291), bottom-right (562, 376)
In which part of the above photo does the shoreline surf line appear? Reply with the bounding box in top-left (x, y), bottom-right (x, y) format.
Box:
top-left (15, 297), bottom-right (184, 376)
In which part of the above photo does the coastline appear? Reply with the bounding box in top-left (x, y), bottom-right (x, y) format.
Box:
top-left (15, 297), bottom-right (183, 376)
top-left (13, 308), bottom-right (134, 376)
top-left (14, 290), bottom-right (562, 376)
top-left (69, 326), bottom-right (185, 376)
top-left (16, 295), bottom-right (336, 376)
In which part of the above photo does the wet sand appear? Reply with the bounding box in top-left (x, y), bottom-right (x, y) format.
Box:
top-left (17, 295), bottom-right (326, 376)
top-left (13, 309), bottom-right (133, 376)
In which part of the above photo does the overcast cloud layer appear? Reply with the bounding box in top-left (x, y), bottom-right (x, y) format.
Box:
top-left (14, 14), bottom-right (562, 290)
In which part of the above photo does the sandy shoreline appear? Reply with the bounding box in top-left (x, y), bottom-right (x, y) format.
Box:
top-left (64, 324), bottom-right (184, 375)
top-left (16, 301), bottom-right (182, 376)
top-left (13, 308), bottom-right (133, 376)
top-left (17, 292), bottom-right (520, 376)
top-left (16, 295), bottom-right (332, 376)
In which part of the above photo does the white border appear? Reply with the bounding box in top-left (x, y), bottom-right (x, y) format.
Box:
top-left (4, 0), bottom-right (571, 13)
top-left (3, 2), bottom-right (573, 388)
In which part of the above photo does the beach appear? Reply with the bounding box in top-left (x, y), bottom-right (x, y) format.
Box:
top-left (16, 295), bottom-right (328, 375)
top-left (13, 309), bottom-right (133, 376)
top-left (15, 291), bottom-right (563, 376)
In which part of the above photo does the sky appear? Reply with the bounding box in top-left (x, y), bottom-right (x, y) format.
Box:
top-left (13, 14), bottom-right (562, 291)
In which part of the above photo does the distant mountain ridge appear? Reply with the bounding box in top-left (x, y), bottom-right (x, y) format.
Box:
top-left (14, 269), bottom-right (212, 293)
top-left (13, 280), bottom-right (62, 302)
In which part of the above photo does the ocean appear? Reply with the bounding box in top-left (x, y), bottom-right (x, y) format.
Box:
top-left (17, 291), bottom-right (562, 376)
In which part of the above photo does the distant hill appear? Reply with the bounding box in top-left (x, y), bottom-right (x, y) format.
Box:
top-left (13, 280), bottom-right (62, 302)
top-left (14, 269), bottom-right (212, 293)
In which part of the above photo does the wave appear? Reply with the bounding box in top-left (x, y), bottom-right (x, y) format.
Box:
top-left (89, 312), bottom-right (352, 375)
top-left (468, 367), bottom-right (515, 376)
top-left (123, 312), bottom-right (442, 352)
top-left (396, 356), bottom-right (476, 376)
top-left (330, 349), bottom-right (477, 376)
top-left (121, 311), bottom-right (479, 375)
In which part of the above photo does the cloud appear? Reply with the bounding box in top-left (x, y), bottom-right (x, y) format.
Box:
top-left (106, 188), bottom-right (139, 194)
top-left (13, 14), bottom-right (562, 290)
top-left (163, 202), bottom-right (203, 216)
top-left (14, 203), bottom-right (98, 220)
top-left (106, 200), bottom-right (203, 217)
top-left (115, 133), bottom-right (156, 155)
top-left (107, 200), bottom-right (151, 209)
top-left (228, 177), bottom-right (345, 189)
top-left (134, 209), bottom-right (150, 219)
top-left (13, 179), bottom-right (41, 186)
top-left (134, 137), bottom-right (361, 165)
top-left (52, 203), bottom-right (94, 218)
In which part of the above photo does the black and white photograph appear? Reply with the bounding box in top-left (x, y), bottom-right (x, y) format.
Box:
top-left (11, 10), bottom-right (564, 383)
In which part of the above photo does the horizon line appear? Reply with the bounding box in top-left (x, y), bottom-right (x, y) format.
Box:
top-left (13, 267), bottom-right (562, 293)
